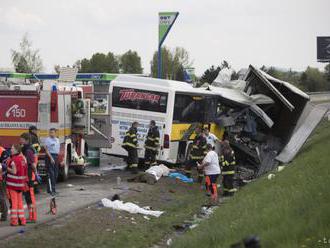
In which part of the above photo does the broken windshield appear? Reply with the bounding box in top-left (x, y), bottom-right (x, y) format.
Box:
top-left (173, 94), bottom-right (217, 123)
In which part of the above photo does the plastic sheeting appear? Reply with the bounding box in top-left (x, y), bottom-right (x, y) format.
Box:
top-left (101, 198), bottom-right (164, 217)
top-left (168, 172), bottom-right (194, 183)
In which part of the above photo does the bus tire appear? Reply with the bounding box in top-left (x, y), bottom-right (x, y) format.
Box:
top-left (74, 166), bottom-right (85, 175)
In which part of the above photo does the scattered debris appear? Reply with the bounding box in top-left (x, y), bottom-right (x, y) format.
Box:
top-left (101, 198), bottom-right (164, 217)
top-left (143, 216), bottom-right (151, 221)
top-left (267, 174), bottom-right (275, 180)
top-left (277, 166), bottom-right (285, 172)
top-left (84, 172), bottom-right (102, 177)
top-left (166, 238), bottom-right (173, 246)
top-left (113, 186), bottom-right (143, 192)
top-left (67, 184), bottom-right (73, 187)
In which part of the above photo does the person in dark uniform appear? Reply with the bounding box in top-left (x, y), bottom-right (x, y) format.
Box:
top-left (144, 120), bottom-right (160, 169)
top-left (28, 126), bottom-right (41, 194)
top-left (220, 140), bottom-right (237, 196)
top-left (185, 126), bottom-right (207, 183)
top-left (122, 122), bottom-right (139, 174)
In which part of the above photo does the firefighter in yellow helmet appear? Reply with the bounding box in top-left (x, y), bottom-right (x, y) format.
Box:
top-left (185, 125), bottom-right (207, 183)
top-left (220, 140), bottom-right (237, 196)
top-left (144, 120), bottom-right (160, 169)
top-left (122, 122), bottom-right (139, 174)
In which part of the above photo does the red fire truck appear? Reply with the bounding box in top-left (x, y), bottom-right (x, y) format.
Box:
top-left (0, 71), bottom-right (111, 181)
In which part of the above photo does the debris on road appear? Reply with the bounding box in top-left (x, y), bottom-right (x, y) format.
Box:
top-left (267, 174), bottom-right (275, 180)
top-left (84, 172), bottom-right (102, 177)
top-left (101, 198), bottom-right (164, 217)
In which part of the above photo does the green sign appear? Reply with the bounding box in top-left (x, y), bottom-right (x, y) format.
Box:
top-left (159, 12), bottom-right (179, 46)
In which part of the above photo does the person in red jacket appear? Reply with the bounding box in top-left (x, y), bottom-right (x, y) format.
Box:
top-left (6, 144), bottom-right (28, 226)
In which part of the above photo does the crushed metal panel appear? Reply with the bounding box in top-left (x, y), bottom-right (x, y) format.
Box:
top-left (276, 105), bottom-right (328, 163)
top-left (249, 104), bottom-right (274, 128)
top-left (244, 65), bottom-right (295, 111)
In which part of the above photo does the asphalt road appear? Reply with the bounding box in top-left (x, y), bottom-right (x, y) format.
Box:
top-left (0, 156), bottom-right (128, 239)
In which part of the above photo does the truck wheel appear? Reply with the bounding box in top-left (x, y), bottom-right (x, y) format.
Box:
top-left (74, 166), bottom-right (85, 175)
top-left (58, 156), bottom-right (69, 182)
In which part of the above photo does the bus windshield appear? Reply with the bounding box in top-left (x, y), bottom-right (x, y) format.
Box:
top-left (173, 93), bottom-right (217, 123)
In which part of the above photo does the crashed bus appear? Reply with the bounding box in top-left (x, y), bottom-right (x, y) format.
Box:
top-left (1, 68), bottom-right (327, 181)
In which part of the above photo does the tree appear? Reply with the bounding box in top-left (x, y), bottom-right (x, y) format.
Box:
top-left (325, 63), bottom-right (330, 82)
top-left (11, 33), bottom-right (43, 73)
top-left (300, 67), bottom-right (328, 92)
top-left (79, 52), bottom-right (119, 73)
top-left (150, 46), bottom-right (192, 80)
top-left (119, 50), bottom-right (143, 74)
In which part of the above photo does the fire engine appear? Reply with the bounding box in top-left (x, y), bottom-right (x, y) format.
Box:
top-left (0, 70), bottom-right (111, 181)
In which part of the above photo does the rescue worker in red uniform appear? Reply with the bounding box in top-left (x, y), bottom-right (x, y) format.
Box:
top-left (220, 140), bottom-right (237, 196)
top-left (0, 144), bottom-right (9, 221)
top-left (122, 122), bottom-right (139, 174)
top-left (144, 120), bottom-right (160, 169)
top-left (185, 126), bottom-right (207, 183)
top-left (20, 133), bottom-right (38, 223)
top-left (6, 144), bottom-right (27, 226)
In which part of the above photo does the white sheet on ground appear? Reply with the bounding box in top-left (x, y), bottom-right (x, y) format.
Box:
top-left (145, 164), bottom-right (170, 181)
top-left (101, 198), bottom-right (164, 217)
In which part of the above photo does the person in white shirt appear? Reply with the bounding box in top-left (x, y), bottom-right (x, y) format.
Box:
top-left (204, 128), bottom-right (218, 150)
top-left (43, 128), bottom-right (60, 196)
top-left (198, 143), bottom-right (221, 203)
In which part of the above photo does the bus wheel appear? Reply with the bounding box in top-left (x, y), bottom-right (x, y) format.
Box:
top-left (74, 166), bottom-right (85, 175)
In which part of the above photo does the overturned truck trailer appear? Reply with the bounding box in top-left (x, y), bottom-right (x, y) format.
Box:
top-left (208, 65), bottom-right (328, 179)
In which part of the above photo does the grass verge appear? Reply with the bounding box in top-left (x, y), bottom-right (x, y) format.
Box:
top-left (173, 121), bottom-right (330, 248)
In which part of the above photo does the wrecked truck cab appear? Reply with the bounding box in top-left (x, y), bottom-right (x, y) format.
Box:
top-left (208, 65), bottom-right (326, 179)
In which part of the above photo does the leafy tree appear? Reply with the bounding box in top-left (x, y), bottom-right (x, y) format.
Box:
top-left (150, 46), bottom-right (192, 80)
top-left (79, 52), bottom-right (119, 73)
top-left (11, 33), bottom-right (43, 73)
top-left (300, 67), bottom-right (328, 92)
top-left (325, 63), bottom-right (330, 81)
top-left (119, 50), bottom-right (143, 74)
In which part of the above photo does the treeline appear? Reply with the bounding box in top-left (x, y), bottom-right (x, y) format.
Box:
top-left (262, 65), bottom-right (330, 92)
top-left (75, 50), bottom-right (143, 74)
top-left (10, 34), bottom-right (330, 92)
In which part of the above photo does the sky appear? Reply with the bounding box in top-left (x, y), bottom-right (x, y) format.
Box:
top-left (0, 0), bottom-right (329, 75)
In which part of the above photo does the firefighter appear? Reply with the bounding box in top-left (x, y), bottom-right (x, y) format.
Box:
top-left (122, 122), bottom-right (139, 174)
top-left (28, 126), bottom-right (41, 155)
top-left (220, 140), bottom-right (237, 196)
top-left (144, 120), bottom-right (160, 169)
top-left (185, 126), bottom-right (207, 183)
top-left (6, 144), bottom-right (27, 226)
top-left (0, 144), bottom-right (9, 222)
top-left (28, 125), bottom-right (41, 194)
top-left (20, 133), bottom-right (38, 223)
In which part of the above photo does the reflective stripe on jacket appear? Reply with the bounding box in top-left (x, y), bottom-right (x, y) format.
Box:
top-left (190, 134), bottom-right (207, 161)
top-left (220, 150), bottom-right (236, 175)
top-left (6, 154), bottom-right (28, 191)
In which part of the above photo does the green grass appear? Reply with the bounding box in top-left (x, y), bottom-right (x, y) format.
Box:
top-left (173, 121), bottom-right (330, 248)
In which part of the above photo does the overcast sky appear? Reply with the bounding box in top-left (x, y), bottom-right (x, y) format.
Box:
top-left (0, 0), bottom-right (329, 75)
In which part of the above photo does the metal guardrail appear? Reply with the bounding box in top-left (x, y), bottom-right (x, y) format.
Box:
top-left (307, 91), bottom-right (330, 102)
